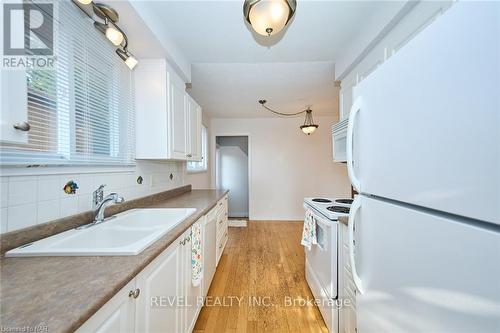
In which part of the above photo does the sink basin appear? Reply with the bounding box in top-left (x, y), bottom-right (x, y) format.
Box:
top-left (5, 208), bottom-right (196, 257)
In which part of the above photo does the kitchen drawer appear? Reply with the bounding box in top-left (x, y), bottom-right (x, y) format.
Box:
top-left (216, 211), bottom-right (225, 233)
top-left (216, 228), bottom-right (228, 266)
top-left (207, 205), bottom-right (218, 221)
top-left (217, 222), bottom-right (227, 241)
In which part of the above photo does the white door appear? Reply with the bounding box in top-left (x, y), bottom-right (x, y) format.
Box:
top-left (348, 2), bottom-right (500, 224)
top-left (76, 280), bottom-right (136, 333)
top-left (350, 195), bottom-right (500, 332)
top-left (169, 79), bottom-right (187, 159)
top-left (135, 240), bottom-right (181, 333)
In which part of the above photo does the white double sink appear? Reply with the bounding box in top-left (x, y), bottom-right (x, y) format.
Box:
top-left (6, 208), bottom-right (196, 257)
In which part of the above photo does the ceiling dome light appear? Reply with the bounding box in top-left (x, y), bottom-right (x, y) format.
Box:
top-left (105, 26), bottom-right (124, 46)
top-left (77, 0), bottom-right (93, 4)
top-left (243, 0), bottom-right (296, 36)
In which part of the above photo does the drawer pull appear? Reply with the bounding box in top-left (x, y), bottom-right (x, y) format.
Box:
top-left (129, 288), bottom-right (140, 299)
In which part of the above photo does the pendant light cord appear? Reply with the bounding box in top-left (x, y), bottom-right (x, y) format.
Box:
top-left (259, 100), bottom-right (309, 117)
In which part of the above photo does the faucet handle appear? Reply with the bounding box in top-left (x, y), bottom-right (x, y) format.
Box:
top-left (93, 184), bottom-right (106, 208)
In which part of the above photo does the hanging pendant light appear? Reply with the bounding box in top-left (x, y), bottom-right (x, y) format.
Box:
top-left (300, 110), bottom-right (319, 135)
top-left (258, 100), bottom-right (319, 135)
top-left (243, 0), bottom-right (297, 36)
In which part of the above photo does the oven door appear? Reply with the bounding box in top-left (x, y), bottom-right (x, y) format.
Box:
top-left (305, 211), bottom-right (338, 298)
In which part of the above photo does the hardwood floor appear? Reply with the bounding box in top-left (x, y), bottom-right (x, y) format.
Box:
top-left (194, 221), bottom-right (328, 333)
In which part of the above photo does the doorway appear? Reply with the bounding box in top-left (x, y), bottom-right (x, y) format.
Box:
top-left (215, 136), bottom-right (249, 218)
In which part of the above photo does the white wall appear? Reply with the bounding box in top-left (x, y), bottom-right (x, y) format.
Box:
top-left (210, 116), bottom-right (351, 220)
top-left (216, 139), bottom-right (249, 217)
top-left (0, 161), bottom-right (186, 234)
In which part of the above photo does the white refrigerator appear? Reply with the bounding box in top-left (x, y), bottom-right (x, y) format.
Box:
top-left (346, 2), bottom-right (500, 332)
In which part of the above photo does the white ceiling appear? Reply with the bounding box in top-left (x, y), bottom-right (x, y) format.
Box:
top-left (190, 62), bottom-right (338, 118)
top-left (134, 0), bottom-right (405, 118)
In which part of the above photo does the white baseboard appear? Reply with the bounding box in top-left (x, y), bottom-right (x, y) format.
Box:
top-left (228, 219), bottom-right (248, 227)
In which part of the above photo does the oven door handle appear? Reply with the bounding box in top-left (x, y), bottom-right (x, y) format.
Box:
top-left (312, 213), bottom-right (329, 251)
top-left (348, 196), bottom-right (364, 294)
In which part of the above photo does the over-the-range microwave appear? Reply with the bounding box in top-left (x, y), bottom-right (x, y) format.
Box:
top-left (331, 118), bottom-right (349, 162)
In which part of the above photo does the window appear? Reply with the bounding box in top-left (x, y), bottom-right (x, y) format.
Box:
top-left (0, 1), bottom-right (134, 166)
top-left (187, 125), bottom-right (208, 172)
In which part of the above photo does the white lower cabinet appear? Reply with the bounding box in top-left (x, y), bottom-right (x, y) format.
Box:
top-left (202, 209), bottom-right (217, 297)
top-left (135, 239), bottom-right (181, 333)
top-left (77, 200), bottom-right (229, 333)
top-left (76, 280), bottom-right (136, 333)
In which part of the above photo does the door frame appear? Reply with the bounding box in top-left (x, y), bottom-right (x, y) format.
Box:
top-left (212, 133), bottom-right (251, 219)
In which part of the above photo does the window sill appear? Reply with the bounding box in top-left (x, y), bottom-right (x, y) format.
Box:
top-left (186, 169), bottom-right (208, 175)
top-left (0, 164), bottom-right (136, 177)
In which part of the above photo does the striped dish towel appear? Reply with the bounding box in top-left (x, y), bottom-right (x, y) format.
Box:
top-left (191, 221), bottom-right (203, 287)
top-left (301, 209), bottom-right (317, 250)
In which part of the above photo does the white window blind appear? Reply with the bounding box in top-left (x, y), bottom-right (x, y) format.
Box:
top-left (0, 1), bottom-right (135, 166)
top-left (187, 125), bottom-right (208, 172)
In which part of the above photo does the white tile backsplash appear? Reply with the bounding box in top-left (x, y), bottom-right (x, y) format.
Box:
top-left (37, 199), bottom-right (61, 224)
top-left (7, 203), bottom-right (37, 231)
top-left (0, 178), bottom-right (8, 208)
top-left (0, 208), bottom-right (7, 233)
top-left (0, 161), bottom-right (189, 234)
top-left (38, 175), bottom-right (60, 201)
top-left (60, 196), bottom-right (79, 217)
top-left (8, 178), bottom-right (38, 206)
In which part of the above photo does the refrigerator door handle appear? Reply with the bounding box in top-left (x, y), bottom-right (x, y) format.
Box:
top-left (348, 195), bottom-right (364, 294)
top-left (347, 97), bottom-right (362, 192)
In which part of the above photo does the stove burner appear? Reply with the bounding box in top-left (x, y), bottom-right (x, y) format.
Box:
top-left (312, 198), bottom-right (332, 203)
top-left (327, 206), bottom-right (350, 214)
top-left (335, 199), bottom-right (353, 204)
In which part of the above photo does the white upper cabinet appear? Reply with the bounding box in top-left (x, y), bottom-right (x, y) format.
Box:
top-left (170, 77), bottom-right (188, 159)
top-left (186, 95), bottom-right (202, 162)
top-left (338, 1), bottom-right (453, 120)
top-left (0, 70), bottom-right (28, 144)
top-left (135, 59), bottom-right (202, 161)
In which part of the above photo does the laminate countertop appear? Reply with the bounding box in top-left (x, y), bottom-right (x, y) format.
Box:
top-left (0, 189), bottom-right (228, 333)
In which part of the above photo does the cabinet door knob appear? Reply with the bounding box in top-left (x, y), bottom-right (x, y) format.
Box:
top-left (186, 154), bottom-right (192, 158)
top-left (13, 122), bottom-right (30, 131)
top-left (129, 288), bottom-right (140, 299)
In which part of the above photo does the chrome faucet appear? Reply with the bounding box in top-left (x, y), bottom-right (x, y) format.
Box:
top-left (93, 192), bottom-right (125, 224)
top-left (92, 185), bottom-right (124, 225)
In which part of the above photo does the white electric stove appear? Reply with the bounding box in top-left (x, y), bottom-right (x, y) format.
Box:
top-left (303, 197), bottom-right (352, 332)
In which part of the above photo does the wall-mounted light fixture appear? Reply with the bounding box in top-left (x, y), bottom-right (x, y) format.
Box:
top-left (243, 0), bottom-right (297, 36)
top-left (258, 100), bottom-right (319, 135)
top-left (74, 0), bottom-right (138, 70)
top-left (116, 47), bottom-right (138, 70)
